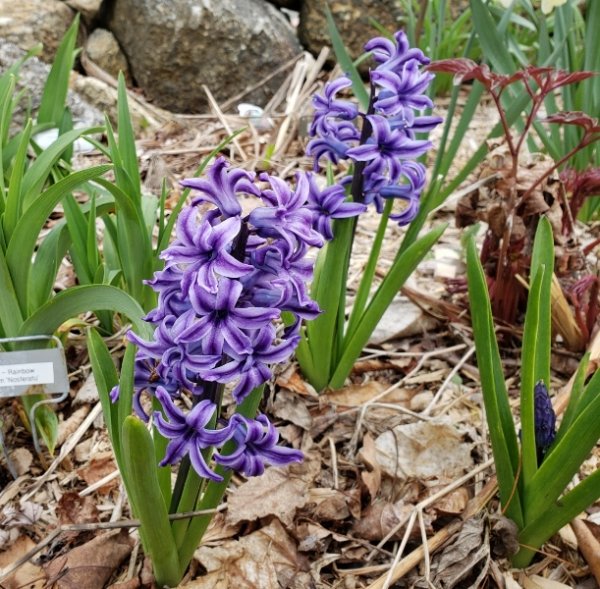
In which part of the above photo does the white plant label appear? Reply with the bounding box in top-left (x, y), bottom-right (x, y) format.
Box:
top-left (0, 362), bottom-right (55, 387)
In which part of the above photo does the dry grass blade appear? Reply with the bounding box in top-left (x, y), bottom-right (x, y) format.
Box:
top-left (203, 85), bottom-right (247, 161)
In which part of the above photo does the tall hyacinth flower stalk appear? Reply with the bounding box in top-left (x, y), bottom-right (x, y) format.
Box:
top-left (97, 158), bottom-right (330, 587)
top-left (296, 30), bottom-right (446, 391)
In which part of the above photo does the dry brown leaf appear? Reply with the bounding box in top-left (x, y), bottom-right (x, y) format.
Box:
top-left (190, 519), bottom-right (310, 589)
top-left (201, 512), bottom-right (241, 544)
top-left (308, 488), bottom-right (360, 522)
top-left (428, 514), bottom-right (489, 589)
top-left (56, 492), bottom-right (100, 526)
top-left (324, 381), bottom-right (408, 407)
top-left (432, 486), bottom-right (469, 516)
top-left (351, 501), bottom-right (429, 542)
top-left (276, 366), bottom-right (318, 397)
top-left (44, 530), bottom-right (133, 589)
top-left (272, 390), bottom-right (312, 430)
top-left (296, 522), bottom-right (332, 552)
top-left (374, 421), bottom-right (473, 481)
top-left (226, 458), bottom-right (319, 526)
top-left (571, 518), bottom-right (600, 586)
top-left (358, 433), bottom-right (381, 500)
top-left (0, 535), bottom-right (46, 589)
top-left (77, 452), bottom-right (117, 493)
top-left (521, 574), bottom-right (572, 589)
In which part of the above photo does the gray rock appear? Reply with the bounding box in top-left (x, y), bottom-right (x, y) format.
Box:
top-left (298, 0), bottom-right (403, 66)
top-left (0, 41), bottom-right (103, 129)
top-left (0, 0), bottom-right (75, 61)
top-left (85, 28), bottom-right (131, 82)
top-left (64, 0), bottom-right (104, 25)
top-left (109, 0), bottom-right (302, 113)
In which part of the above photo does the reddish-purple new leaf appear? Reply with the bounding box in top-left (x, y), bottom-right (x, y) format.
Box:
top-left (544, 111), bottom-right (600, 134)
top-left (426, 58), bottom-right (497, 89)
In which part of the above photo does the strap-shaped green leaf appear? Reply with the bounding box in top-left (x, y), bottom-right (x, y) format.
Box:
top-left (466, 237), bottom-right (523, 528)
top-left (86, 328), bottom-right (119, 455)
top-left (305, 217), bottom-right (354, 391)
top-left (324, 6), bottom-right (370, 110)
top-left (122, 416), bottom-right (181, 587)
top-left (20, 128), bottom-right (103, 209)
top-left (6, 165), bottom-right (111, 312)
top-left (470, 0), bottom-right (515, 74)
top-left (116, 73), bottom-right (142, 202)
top-left (521, 217), bottom-right (554, 491)
top-left (526, 381), bottom-right (600, 524)
top-left (4, 119), bottom-right (33, 240)
top-left (37, 15), bottom-right (79, 126)
top-left (328, 224), bottom-right (446, 390)
top-left (516, 466), bottom-right (600, 567)
top-left (20, 284), bottom-right (151, 338)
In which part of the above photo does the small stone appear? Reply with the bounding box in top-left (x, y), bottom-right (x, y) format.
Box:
top-left (8, 448), bottom-right (33, 476)
top-left (64, 0), bottom-right (103, 25)
top-left (85, 28), bottom-right (131, 82)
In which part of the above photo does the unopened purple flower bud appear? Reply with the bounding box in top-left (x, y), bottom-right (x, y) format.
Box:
top-left (534, 380), bottom-right (556, 463)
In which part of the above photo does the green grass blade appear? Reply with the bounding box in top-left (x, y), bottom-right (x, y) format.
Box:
top-left (325, 5), bottom-right (370, 109)
top-left (4, 119), bottom-right (33, 240)
top-left (466, 236), bottom-right (523, 528)
top-left (470, 0), bottom-right (516, 74)
top-left (37, 15), bottom-right (79, 126)
top-left (116, 73), bottom-right (142, 201)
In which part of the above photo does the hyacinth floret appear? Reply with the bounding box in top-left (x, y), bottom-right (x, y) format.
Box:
top-left (121, 156), bottom-right (332, 480)
top-left (307, 30), bottom-right (442, 228)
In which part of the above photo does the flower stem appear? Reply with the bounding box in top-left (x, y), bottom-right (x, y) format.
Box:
top-left (344, 198), bottom-right (393, 344)
top-left (176, 384), bottom-right (265, 577)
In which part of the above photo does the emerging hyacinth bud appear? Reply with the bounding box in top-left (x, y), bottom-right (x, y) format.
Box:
top-left (534, 380), bottom-right (556, 464)
top-left (307, 30), bottom-right (442, 226)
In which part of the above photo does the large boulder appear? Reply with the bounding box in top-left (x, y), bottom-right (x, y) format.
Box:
top-left (298, 0), bottom-right (404, 64)
top-left (109, 0), bottom-right (302, 113)
top-left (0, 0), bottom-right (75, 61)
